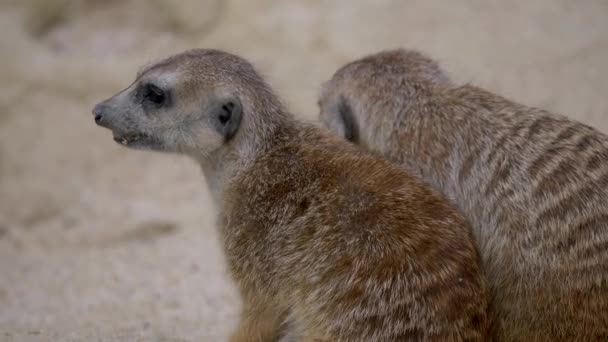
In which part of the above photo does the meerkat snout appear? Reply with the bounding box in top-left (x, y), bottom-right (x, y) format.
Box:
top-left (92, 102), bottom-right (106, 124)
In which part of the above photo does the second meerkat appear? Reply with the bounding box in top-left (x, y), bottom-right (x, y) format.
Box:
top-left (318, 49), bottom-right (608, 341)
top-left (92, 49), bottom-right (490, 341)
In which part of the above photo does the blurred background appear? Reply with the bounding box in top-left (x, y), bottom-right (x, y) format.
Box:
top-left (0, 0), bottom-right (607, 340)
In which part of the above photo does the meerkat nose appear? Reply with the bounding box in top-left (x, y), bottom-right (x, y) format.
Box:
top-left (92, 103), bottom-right (106, 124)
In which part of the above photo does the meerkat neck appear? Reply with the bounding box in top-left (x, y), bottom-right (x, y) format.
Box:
top-left (197, 104), bottom-right (295, 204)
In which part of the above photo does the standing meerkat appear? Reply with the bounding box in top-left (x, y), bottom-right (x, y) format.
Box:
top-left (92, 49), bottom-right (490, 341)
top-left (318, 49), bottom-right (608, 341)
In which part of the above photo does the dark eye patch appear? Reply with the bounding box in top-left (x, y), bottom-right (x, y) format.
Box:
top-left (145, 84), bottom-right (165, 105)
top-left (138, 83), bottom-right (169, 109)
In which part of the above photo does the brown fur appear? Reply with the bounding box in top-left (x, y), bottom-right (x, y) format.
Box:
top-left (93, 49), bottom-right (490, 341)
top-left (319, 49), bottom-right (608, 341)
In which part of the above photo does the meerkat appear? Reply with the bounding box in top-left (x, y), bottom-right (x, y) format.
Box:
top-left (92, 49), bottom-right (490, 341)
top-left (318, 49), bottom-right (608, 341)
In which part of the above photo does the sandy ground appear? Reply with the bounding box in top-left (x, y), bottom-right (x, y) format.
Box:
top-left (0, 0), bottom-right (607, 341)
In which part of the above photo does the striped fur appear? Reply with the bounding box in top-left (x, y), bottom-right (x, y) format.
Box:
top-left (319, 49), bottom-right (608, 341)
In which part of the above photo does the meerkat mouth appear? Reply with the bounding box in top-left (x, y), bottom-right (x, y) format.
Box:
top-left (112, 132), bottom-right (151, 146)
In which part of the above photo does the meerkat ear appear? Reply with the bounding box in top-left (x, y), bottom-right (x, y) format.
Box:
top-left (337, 96), bottom-right (358, 142)
top-left (213, 98), bottom-right (243, 141)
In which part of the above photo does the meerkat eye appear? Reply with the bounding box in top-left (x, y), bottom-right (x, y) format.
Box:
top-left (143, 84), bottom-right (165, 106)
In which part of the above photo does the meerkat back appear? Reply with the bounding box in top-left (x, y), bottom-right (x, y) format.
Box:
top-left (318, 49), bottom-right (608, 341)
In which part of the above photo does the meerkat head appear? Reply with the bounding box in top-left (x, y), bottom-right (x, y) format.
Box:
top-left (318, 49), bottom-right (451, 145)
top-left (92, 49), bottom-right (280, 159)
